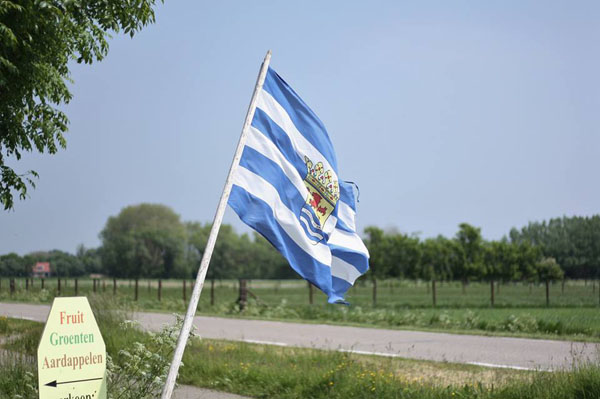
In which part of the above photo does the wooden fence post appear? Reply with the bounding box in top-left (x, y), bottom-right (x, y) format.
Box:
top-left (545, 280), bottom-right (550, 307)
top-left (93, 279), bottom-right (97, 293)
top-left (41, 278), bottom-right (45, 290)
top-left (182, 280), bottom-right (187, 302)
top-left (210, 279), bottom-right (215, 306)
top-left (308, 281), bottom-right (314, 305)
top-left (158, 280), bottom-right (162, 301)
top-left (57, 278), bottom-right (61, 295)
top-left (75, 279), bottom-right (78, 296)
top-left (113, 278), bottom-right (117, 295)
top-left (26, 278), bottom-right (29, 291)
top-left (148, 279), bottom-right (151, 293)
top-left (134, 278), bottom-right (139, 301)
top-left (10, 279), bottom-right (15, 296)
top-left (103, 279), bottom-right (106, 292)
top-left (490, 280), bottom-right (495, 307)
top-left (432, 280), bottom-right (436, 307)
top-left (238, 279), bottom-right (247, 311)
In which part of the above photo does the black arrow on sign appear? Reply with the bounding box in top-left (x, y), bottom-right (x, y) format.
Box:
top-left (45, 377), bottom-right (103, 387)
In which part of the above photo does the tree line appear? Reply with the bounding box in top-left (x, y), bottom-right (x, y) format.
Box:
top-left (365, 224), bottom-right (563, 286)
top-left (1, 204), bottom-right (598, 282)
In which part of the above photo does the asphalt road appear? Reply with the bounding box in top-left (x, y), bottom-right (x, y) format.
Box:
top-left (1, 302), bottom-right (597, 372)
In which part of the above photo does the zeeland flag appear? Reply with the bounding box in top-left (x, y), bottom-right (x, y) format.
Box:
top-left (228, 67), bottom-right (369, 303)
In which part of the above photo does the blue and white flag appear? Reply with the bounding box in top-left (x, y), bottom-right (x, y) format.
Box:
top-left (228, 67), bottom-right (369, 304)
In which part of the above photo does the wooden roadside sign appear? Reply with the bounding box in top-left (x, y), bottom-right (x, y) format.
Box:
top-left (38, 297), bottom-right (107, 399)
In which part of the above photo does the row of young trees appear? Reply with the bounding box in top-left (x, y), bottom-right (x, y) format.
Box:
top-left (1, 204), bottom-right (598, 281)
top-left (365, 224), bottom-right (563, 286)
top-left (509, 216), bottom-right (600, 279)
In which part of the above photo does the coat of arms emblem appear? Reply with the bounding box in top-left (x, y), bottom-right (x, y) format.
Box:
top-left (299, 155), bottom-right (339, 243)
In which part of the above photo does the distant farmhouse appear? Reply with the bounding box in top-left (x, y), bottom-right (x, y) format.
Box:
top-left (32, 262), bottom-right (51, 278)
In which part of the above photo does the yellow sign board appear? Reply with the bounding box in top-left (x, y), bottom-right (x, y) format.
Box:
top-left (37, 297), bottom-right (107, 399)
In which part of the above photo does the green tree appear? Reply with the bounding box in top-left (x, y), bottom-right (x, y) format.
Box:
top-left (363, 226), bottom-right (391, 280)
top-left (387, 232), bottom-right (421, 279)
top-left (537, 257), bottom-right (564, 282)
top-left (510, 216), bottom-right (600, 279)
top-left (420, 236), bottom-right (456, 282)
top-left (251, 233), bottom-right (291, 279)
top-left (0, 0), bottom-right (161, 210)
top-left (536, 256), bottom-right (564, 307)
top-left (454, 223), bottom-right (484, 286)
top-left (100, 204), bottom-right (186, 278)
top-left (0, 252), bottom-right (26, 276)
top-left (76, 244), bottom-right (102, 274)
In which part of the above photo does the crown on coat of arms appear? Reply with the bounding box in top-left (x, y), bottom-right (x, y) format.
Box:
top-left (304, 156), bottom-right (340, 203)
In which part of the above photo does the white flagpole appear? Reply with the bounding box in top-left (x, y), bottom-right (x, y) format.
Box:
top-left (160, 50), bottom-right (272, 399)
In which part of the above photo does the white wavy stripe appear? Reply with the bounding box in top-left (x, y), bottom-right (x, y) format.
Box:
top-left (331, 256), bottom-right (362, 285)
top-left (337, 200), bottom-right (356, 232)
top-left (299, 215), bottom-right (324, 241)
top-left (233, 167), bottom-right (332, 266)
top-left (328, 228), bottom-right (369, 257)
top-left (256, 90), bottom-right (338, 183)
top-left (246, 126), bottom-right (309, 199)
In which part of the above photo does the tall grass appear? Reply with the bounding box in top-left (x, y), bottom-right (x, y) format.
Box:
top-left (180, 337), bottom-right (600, 399)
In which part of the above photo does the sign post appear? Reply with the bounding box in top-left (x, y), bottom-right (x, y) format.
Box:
top-left (38, 297), bottom-right (107, 399)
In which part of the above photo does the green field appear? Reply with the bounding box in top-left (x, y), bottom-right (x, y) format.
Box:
top-left (2, 277), bottom-right (600, 340)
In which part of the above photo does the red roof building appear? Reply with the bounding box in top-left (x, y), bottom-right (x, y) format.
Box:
top-left (32, 262), bottom-right (51, 278)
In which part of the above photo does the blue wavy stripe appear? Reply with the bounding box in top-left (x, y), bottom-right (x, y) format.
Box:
top-left (339, 181), bottom-right (356, 211)
top-left (251, 108), bottom-right (307, 178)
top-left (263, 68), bottom-right (338, 171)
top-left (299, 215), bottom-right (323, 241)
top-left (331, 276), bottom-right (352, 304)
top-left (229, 185), bottom-right (344, 303)
top-left (299, 214), bottom-right (324, 243)
top-left (329, 244), bottom-right (370, 274)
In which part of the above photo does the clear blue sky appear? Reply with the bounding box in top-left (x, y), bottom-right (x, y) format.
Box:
top-left (1, 1), bottom-right (599, 255)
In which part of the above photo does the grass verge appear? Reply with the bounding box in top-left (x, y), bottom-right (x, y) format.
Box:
top-left (2, 309), bottom-right (600, 399)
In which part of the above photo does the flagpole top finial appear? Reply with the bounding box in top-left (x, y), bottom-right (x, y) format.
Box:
top-left (265, 50), bottom-right (272, 62)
